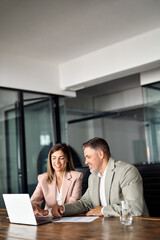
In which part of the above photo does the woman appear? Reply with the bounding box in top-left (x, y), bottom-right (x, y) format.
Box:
top-left (31, 143), bottom-right (83, 215)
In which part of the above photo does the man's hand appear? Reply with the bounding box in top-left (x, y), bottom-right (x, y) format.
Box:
top-left (33, 206), bottom-right (49, 216)
top-left (51, 204), bottom-right (64, 218)
top-left (86, 206), bottom-right (103, 216)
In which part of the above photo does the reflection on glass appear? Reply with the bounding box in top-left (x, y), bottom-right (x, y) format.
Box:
top-left (23, 93), bottom-right (55, 196)
top-left (0, 89), bottom-right (19, 207)
top-left (65, 96), bottom-right (147, 166)
top-left (143, 82), bottom-right (160, 163)
top-left (0, 89), bottom-right (57, 208)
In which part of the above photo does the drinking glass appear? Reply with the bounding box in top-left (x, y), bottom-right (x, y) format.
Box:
top-left (120, 200), bottom-right (132, 226)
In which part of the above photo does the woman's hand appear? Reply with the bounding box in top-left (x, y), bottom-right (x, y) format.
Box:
top-left (33, 205), bottom-right (49, 216)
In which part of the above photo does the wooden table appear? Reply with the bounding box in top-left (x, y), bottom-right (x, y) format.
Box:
top-left (1, 208), bottom-right (160, 240)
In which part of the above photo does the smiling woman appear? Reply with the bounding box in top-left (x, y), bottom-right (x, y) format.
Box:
top-left (47, 144), bottom-right (75, 183)
top-left (51, 150), bottom-right (68, 174)
top-left (31, 143), bottom-right (83, 216)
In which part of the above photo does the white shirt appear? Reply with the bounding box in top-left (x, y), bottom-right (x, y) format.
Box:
top-left (56, 187), bottom-right (62, 205)
top-left (98, 166), bottom-right (108, 214)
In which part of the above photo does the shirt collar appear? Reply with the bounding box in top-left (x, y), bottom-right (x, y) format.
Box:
top-left (98, 165), bottom-right (108, 178)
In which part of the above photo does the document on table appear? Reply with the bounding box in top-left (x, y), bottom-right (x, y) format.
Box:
top-left (52, 216), bottom-right (99, 223)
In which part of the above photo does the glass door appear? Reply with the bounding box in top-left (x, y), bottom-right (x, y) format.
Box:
top-left (0, 89), bottom-right (20, 207)
top-left (143, 82), bottom-right (160, 163)
top-left (0, 88), bottom-right (59, 207)
top-left (23, 92), bottom-right (57, 196)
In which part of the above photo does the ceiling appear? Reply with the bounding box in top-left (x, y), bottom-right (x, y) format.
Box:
top-left (1, 0), bottom-right (160, 64)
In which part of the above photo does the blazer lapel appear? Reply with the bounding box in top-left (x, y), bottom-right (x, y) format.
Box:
top-left (61, 171), bottom-right (72, 204)
top-left (94, 174), bottom-right (101, 205)
top-left (105, 158), bottom-right (115, 205)
top-left (48, 173), bottom-right (57, 205)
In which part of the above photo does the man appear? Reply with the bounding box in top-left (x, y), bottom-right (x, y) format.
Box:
top-left (51, 137), bottom-right (149, 218)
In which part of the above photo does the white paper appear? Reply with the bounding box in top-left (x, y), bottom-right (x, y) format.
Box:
top-left (52, 216), bottom-right (99, 223)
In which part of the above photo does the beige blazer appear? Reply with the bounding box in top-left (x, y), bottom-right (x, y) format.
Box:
top-left (64, 158), bottom-right (149, 217)
top-left (31, 171), bottom-right (83, 210)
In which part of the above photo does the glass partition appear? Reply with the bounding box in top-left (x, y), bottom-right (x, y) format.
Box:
top-left (67, 112), bottom-right (147, 166)
top-left (0, 89), bottom-right (19, 206)
top-left (23, 93), bottom-right (56, 196)
top-left (0, 88), bottom-right (59, 207)
top-left (65, 97), bottom-right (147, 166)
top-left (59, 96), bottom-right (68, 144)
top-left (143, 82), bottom-right (160, 163)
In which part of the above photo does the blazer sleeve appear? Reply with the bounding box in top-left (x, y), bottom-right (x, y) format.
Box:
top-left (63, 174), bottom-right (94, 216)
top-left (30, 174), bottom-right (45, 207)
top-left (65, 172), bottom-right (83, 203)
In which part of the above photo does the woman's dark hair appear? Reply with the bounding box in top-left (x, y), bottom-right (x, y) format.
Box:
top-left (83, 137), bottom-right (111, 158)
top-left (47, 143), bottom-right (74, 183)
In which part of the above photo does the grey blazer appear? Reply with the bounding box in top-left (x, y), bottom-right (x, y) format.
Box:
top-left (64, 158), bottom-right (149, 217)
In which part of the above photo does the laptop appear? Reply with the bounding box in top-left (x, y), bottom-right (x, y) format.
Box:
top-left (2, 194), bottom-right (53, 225)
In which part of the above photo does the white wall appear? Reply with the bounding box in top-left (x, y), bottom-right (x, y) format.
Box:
top-left (60, 28), bottom-right (160, 91)
top-left (1, 28), bottom-right (160, 99)
top-left (0, 52), bottom-right (75, 97)
top-left (94, 87), bottom-right (143, 112)
top-left (141, 67), bottom-right (160, 86)
top-left (1, 29), bottom-right (160, 100)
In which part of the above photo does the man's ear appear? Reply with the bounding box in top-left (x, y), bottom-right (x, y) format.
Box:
top-left (98, 149), bottom-right (105, 159)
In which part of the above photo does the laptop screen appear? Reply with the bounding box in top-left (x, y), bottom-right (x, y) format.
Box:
top-left (3, 194), bottom-right (52, 225)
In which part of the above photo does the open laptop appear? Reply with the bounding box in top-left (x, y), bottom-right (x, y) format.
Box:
top-left (3, 194), bottom-right (53, 225)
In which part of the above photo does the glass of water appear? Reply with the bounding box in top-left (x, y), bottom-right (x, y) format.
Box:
top-left (120, 200), bottom-right (132, 226)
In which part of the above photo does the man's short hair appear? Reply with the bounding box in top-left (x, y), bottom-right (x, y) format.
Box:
top-left (83, 137), bottom-right (111, 158)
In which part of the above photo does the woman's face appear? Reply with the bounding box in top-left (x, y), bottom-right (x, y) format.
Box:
top-left (51, 150), bottom-right (68, 173)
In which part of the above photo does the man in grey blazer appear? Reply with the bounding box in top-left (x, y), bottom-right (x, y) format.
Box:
top-left (51, 137), bottom-right (149, 217)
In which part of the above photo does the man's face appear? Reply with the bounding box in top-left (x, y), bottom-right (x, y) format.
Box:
top-left (84, 146), bottom-right (103, 173)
